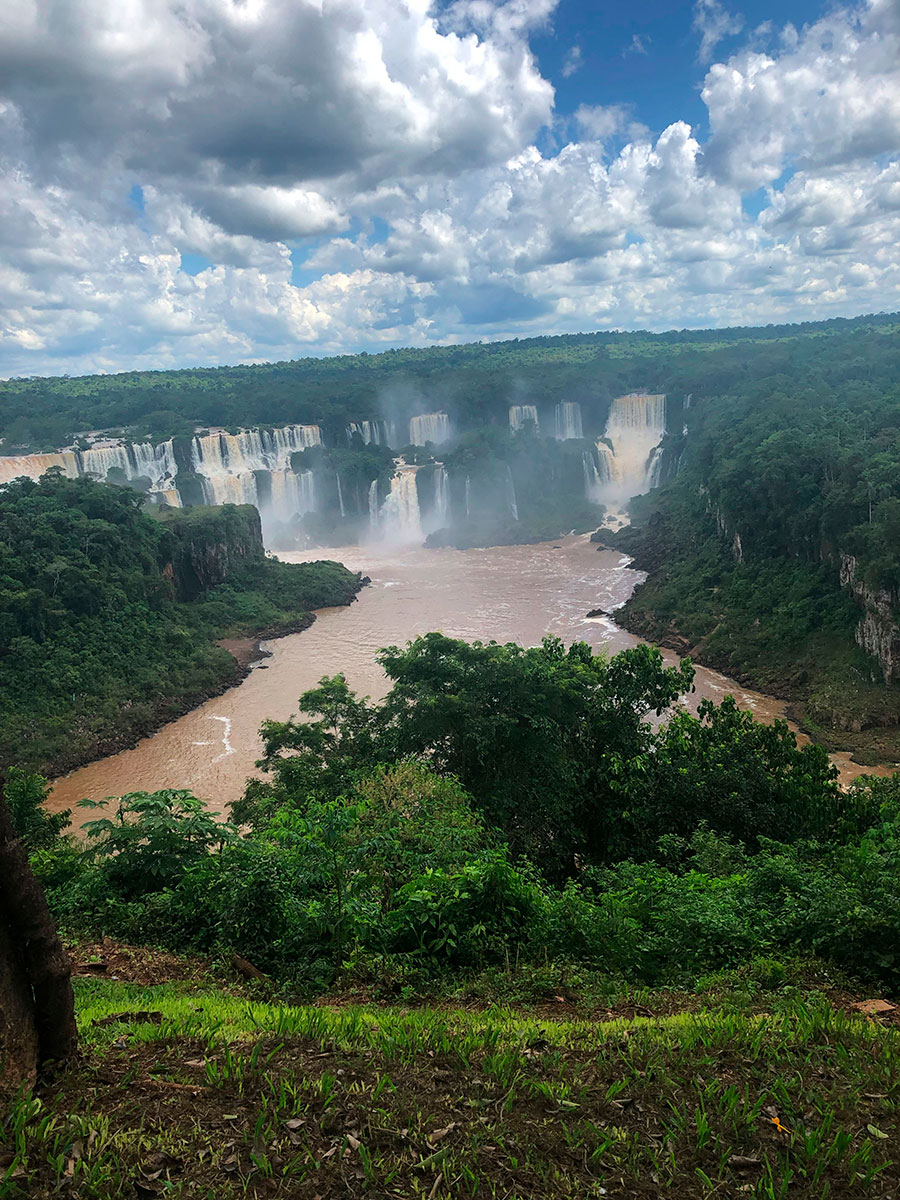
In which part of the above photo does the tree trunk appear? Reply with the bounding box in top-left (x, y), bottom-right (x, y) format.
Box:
top-left (0, 787), bottom-right (77, 1091)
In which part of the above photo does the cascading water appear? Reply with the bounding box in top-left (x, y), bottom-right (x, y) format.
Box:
top-left (432, 465), bottom-right (449, 529)
top-left (409, 413), bottom-right (450, 445)
top-left (0, 440), bottom-right (176, 488)
top-left (505, 465), bottom-right (519, 521)
top-left (190, 424), bottom-right (322, 528)
top-left (594, 393), bottom-right (666, 526)
top-left (465, 475), bottom-right (472, 519)
top-left (377, 467), bottom-right (423, 544)
top-left (368, 479), bottom-right (380, 530)
top-left (336, 473), bottom-right (345, 518)
top-left (554, 402), bottom-right (583, 441)
top-left (509, 405), bottom-right (539, 433)
top-left (583, 450), bottom-right (603, 501)
top-left (347, 420), bottom-right (383, 445)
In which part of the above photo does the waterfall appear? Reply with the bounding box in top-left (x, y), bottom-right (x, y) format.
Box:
top-left (554, 402), bottom-right (583, 441)
top-left (267, 470), bottom-right (315, 523)
top-left (347, 420), bottom-right (383, 445)
top-left (378, 467), bottom-right (423, 543)
top-left (0, 452), bottom-right (80, 484)
top-left (465, 475), bottom-right (471, 519)
top-left (505, 465), bottom-right (519, 522)
top-left (409, 413), bottom-right (450, 445)
top-left (433, 465), bottom-right (449, 528)
top-left (583, 450), bottom-right (603, 501)
top-left (335, 473), bottom-right (346, 518)
top-left (509, 405), bottom-right (539, 433)
top-left (368, 479), bottom-right (380, 530)
top-left (0, 440), bottom-right (177, 488)
top-left (190, 424), bottom-right (321, 476)
top-left (594, 393), bottom-right (667, 523)
top-left (189, 423), bottom-right (322, 527)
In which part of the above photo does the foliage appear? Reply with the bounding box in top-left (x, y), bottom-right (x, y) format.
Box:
top-left (2, 767), bottom-right (70, 851)
top-left (0, 474), bottom-right (359, 773)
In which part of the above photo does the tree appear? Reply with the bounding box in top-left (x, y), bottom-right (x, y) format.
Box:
top-left (0, 782), bottom-right (77, 1094)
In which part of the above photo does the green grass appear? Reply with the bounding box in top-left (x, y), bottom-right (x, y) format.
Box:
top-left (4, 978), bottom-right (900, 1198)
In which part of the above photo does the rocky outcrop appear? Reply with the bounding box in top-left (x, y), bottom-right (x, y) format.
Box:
top-left (161, 504), bottom-right (265, 600)
top-left (840, 554), bottom-right (900, 684)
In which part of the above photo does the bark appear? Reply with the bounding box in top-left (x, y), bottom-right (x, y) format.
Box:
top-left (0, 915), bottom-right (39, 1093)
top-left (0, 787), bottom-right (77, 1074)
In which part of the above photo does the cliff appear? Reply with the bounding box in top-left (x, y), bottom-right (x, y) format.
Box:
top-left (839, 555), bottom-right (900, 685)
top-left (159, 504), bottom-right (265, 600)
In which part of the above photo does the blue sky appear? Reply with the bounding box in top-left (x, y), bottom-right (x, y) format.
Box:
top-left (0, 0), bottom-right (897, 376)
top-left (539, 0), bottom-right (825, 133)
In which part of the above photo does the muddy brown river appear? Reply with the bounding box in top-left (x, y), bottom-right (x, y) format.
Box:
top-left (47, 536), bottom-right (887, 829)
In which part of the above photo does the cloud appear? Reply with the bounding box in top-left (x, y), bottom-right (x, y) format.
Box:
top-left (0, 0), bottom-right (898, 378)
top-left (562, 44), bottom-right (583, 77)
top-left (693, 0), bottom-right (745, 62)
top-left (623, 33), bottom-right (651, 57)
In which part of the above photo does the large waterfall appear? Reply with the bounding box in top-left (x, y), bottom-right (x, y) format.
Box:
top-left (554, 402), bottom-right (583, 441)
top-left (377, 467), bottom-right (423, 544)
top-left (593, 393), bottom-right (666, 523)
top-left (0, 440), bottom-right (176, 488)
top-left (509, 405), bottom-right (539, 433)
top-left (409, 413), bottom-right (450, 446)
top-left (191, 424), bottom-right (320, 475)
top-left (190, 424), bottom-right (321, 527)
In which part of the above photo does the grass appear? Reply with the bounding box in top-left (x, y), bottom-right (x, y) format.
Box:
top-left (3, 976), bottom-right (900, 1198)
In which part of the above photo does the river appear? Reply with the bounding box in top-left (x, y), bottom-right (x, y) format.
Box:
top-left (47, 535), bottom-right (882, 829)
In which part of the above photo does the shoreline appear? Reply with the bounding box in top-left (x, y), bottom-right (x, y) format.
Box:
top-left (602, 536), bottom-right (900, 771)
top-left (46, 615), bottom-right (317, 787)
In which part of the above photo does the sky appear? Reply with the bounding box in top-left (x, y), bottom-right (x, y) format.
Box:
top-left (0, 0), bottom-right (898, 378)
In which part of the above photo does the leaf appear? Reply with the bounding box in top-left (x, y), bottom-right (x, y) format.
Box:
top-left (867, 1124), bottom-right (889, 1139)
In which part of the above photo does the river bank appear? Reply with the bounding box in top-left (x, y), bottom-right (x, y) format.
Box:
top-left (605, 528), bottom-right (900, 770)
top-left (46, 535), bottom-right (892, 832)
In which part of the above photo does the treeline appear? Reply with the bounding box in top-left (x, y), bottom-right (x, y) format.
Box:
top-left (0, 476), bottom-right (360, 774)
top-left (17, 632), bottom-right (900, 997)
top-left (1, 313), bottom-right (896, 450)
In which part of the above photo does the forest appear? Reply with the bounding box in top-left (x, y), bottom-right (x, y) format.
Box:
top-left (1, 312), bottom-right (897, 451)
top-left (0, 476), bottom-right (361, 776)
top-left (613, 316), bottom-right (900, 759)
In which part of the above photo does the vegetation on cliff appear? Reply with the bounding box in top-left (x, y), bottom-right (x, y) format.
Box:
top-left (612, 318), bottom-right (900, 755)
top-left (0, 475), bottom-right (360, 775)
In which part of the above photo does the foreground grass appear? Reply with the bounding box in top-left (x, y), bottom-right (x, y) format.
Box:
top-left (3, 979), bottom-right (900, 1198)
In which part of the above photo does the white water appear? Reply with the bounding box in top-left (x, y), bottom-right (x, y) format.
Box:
top-left (554, 402), bottom-right (583, 441)
top-left (433, 465), bottom-right (450, 529)
top-left (367, 479), bottom-right (380, 530)
top-left (347, 420), bottom-right (384, 446)
top-left (505, 465), bottom-right (519, 521)
top-left (377, 467), bottom-right (423, 543)
top-left (509, 404), bottom-right (539, 433)
top-left (465, 475), bottom-right (472, 518)
top-left (0, 440), bottom-right (177, 489)
top-left (583, 450), bottom-right (604, 501)
top-left (336, 473), bottom-right (346, 518)
top-left (595, 393), bottom-right (667, 524)
top-left (409, 413), bottom-right (450, 445)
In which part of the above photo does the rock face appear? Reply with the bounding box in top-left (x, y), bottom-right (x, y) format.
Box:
top-left (161, 504), bottom-right (265, 600)
top-left (0, 918), bottom-right (39, 1094)
top-left (840, 554), bottom-right (900, 684)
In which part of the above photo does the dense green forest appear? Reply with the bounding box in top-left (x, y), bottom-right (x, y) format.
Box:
top-left (0, 476), bottom-right (361, 775)
top-left (1, 313), bottom-right (897, 450)
top-left (613, 318), bottom-right (900, 758)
